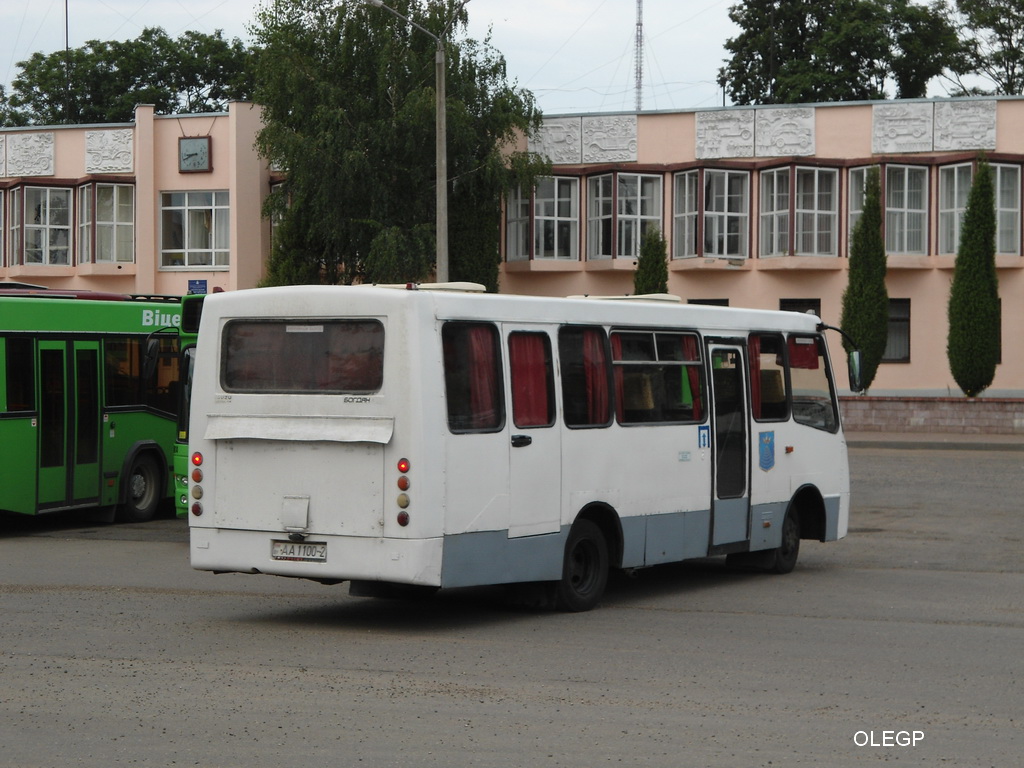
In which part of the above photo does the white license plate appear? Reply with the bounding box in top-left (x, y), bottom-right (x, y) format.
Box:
top-left (271, 540), bottom-right (327, 563)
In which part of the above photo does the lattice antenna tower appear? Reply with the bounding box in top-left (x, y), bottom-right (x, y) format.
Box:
top-left (634, 0), bottom-right (644, 112)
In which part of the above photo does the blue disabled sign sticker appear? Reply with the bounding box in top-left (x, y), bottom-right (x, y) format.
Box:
top-left (759, 431), bottom-right (776, 472)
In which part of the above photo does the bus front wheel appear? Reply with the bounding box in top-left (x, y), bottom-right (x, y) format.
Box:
top-left (118, 453), bottom-right (162, 523)
top-left (555, 519), bottom-right (609, 612)
top-left (768, 506), bottom-right (801, 574)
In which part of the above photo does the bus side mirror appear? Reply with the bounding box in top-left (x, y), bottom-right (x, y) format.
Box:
top-left (847, 350), bottom-right (863, 393)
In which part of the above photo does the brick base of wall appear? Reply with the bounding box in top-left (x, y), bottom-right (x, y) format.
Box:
top-left (839, 396), bottom-right (1024, 435)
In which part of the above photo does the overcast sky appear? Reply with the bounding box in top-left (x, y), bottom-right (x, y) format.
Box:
top-left (1, 0), bottom-right (740, 115)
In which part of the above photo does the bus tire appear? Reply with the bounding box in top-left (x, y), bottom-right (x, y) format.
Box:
top-left (768, 506), bottom-right (801, 574)
top-left (118, 452), bottom-right (162, 523)
top-left (555, 519), bottom-right (609, 612)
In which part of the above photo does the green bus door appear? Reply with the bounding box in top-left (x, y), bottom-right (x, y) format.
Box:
top-left (36, 340), bottom-right (102, 511)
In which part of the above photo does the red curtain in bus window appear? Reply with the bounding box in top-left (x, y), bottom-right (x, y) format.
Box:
top-left (468, 325), bottom-right (500, 429)
top-left (682, 335), bottom-right (703, 422)
top-left (610, 332), bottom-right (625, 422)
top-left (509, 333), bottom-right (550, 427)
top-left (583, 329), bottom-right (610, 424)
top-left (748, 335), bottom-right (762, 419)
top-left (788, 336), bottom-right (821, 370)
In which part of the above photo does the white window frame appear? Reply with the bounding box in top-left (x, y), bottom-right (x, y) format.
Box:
top-left (534, 177), bottom-right (579, 260)
top-left (938, 163), bottom-right (972, 255)
top-left (22, 186), bottom-right (72, 266)
top-left (704, 169), bottom-right (749, 259)
top-left (673, 170), bottom-right (698, 259)
top-left (885, 165), bottom-right (928, 255)
top-left (506, 186), bottom-right (530, 262)
top-left (760, 168), bottom-right (790, 257)
top-left (794, 167), bottom-right (838, 256)
top-left (160, 191), bottom-right (230, 269)
top-left (993, 163), bottom-right (1020, 256)
top-left (587, 173), bottom-right (662, 260)
top-left (616, 173), bottom-right (662, 259)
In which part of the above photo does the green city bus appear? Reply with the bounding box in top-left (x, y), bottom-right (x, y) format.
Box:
top-left (1, 287), bottom-right (182, 522)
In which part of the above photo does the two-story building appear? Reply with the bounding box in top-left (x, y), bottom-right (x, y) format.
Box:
top-left (2, 97), bottom-right (1022, 395)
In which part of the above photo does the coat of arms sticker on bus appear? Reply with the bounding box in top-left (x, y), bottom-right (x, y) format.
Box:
top-left (759, 431), bottom-right (776, 472)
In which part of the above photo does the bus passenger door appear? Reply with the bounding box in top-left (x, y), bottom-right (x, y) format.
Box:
top-left (708, 344), bottom-right (750, 547)
top-left (505, 327), bottom-right (561, 538)
top-left (36, 340), bottom-right (102, 511)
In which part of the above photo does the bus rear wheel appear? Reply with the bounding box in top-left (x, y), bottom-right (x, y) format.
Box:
top-left (118, 453), bottom-right (162, 523)
top-left (555, 519), bottom-right (609, 612)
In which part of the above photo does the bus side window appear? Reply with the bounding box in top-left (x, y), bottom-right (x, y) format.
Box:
top-left (508, 332), bottom-right (555, 428)
top-left (4, 337), bottom-right (35, 412)
top-left (105, 337), bottom-right (142, 406)
top-left (611, 331), bottom-right (704, 425)
top-left (558, 326), bottom-right (612, 428)
top-left (442, 322), bottom-right (504, 433)
top-left (788, 335), bottom-right (838, 432)
top-left (748, 333), bottom-right (788, 421)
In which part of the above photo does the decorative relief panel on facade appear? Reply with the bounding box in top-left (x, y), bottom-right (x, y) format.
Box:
top-left (755, 108), bottom-right (815, 157)
top-left (934, 100), bottom-right (996, 151)
top-left (6, 132), bottom-right (55, 176)
top-left (529, 118), bottom-right (583, 164)
top-left (872, 102), bottom-right (933, 154)
top-left (696, 109), bottom-right (755, 159)
top-left (582, 115), bottom-right (637, 163)
top-left (85, 129), bottom-right (134, 173)
top-left (0, 136), bottom-right (5, 177)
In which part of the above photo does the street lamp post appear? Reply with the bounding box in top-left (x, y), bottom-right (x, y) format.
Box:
top-left (365, 0), bottom-right (469, 284)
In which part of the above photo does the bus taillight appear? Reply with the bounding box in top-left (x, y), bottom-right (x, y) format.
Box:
top-left (191, 452), bottom-right (203, 466)
top-left (397, 458), bottom-right (410, 473)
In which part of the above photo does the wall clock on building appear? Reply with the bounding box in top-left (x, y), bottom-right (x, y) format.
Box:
top-left (179, 136), bottom-right (212, 173)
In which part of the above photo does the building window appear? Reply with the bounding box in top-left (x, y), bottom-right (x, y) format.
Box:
top-left (673, 171), bottom-right (698, 259)
top-left (883, 299), bottom-right (911, 363)
top-left (848, 166), bottom-right (876, 239)
top-left (160, 191), bottom-right (230, 268)
top-left (939, 164), bottom-right (972, 255)
top-left (506, 186), bottom-right (530, 262)
top-left (760, 168), bottom-right (790, 257)
top-left (704, 169), bottom-right (749, 258)
top-left (79, 184), bottom-right (135, 263)
top-left (689, 298), bottom-right (729, 306)
top-left (795, 167), bottom-right (837, 256)
top-left (534, 177), bottom-right (578, 260)
top-left (993, 164), bottom-right (1020, 255)
top-left (587, 173), bottom-right (662, 260)
top-left (779, 298), bottom-right (821, 317)
top-left (885, 165), bottom-right (927, 254)
top-left (23, 187), bottom-right (71, 265)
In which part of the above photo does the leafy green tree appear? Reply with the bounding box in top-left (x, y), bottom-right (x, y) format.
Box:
top-left (840, 166), bottom-right (888, 391)
top-left (3, 28), bottom-right (252, 125)
top-left (719, 0), bottom-right (964, 104)
top-left (953, 0), bottom-right (1024, 94)
top-left (947, 158), bottom-right (1000, 397)
top-left (254, 0), bottom-right (548, 289)
top-left (633, 227), bottom-right (668, 295)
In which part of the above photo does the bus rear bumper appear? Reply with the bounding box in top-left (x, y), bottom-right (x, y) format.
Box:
top-left (189, 527), bottom-right (444, 586)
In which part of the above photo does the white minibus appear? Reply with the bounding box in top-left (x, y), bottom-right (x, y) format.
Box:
top-left (188, 284), bottom-right (858, 611)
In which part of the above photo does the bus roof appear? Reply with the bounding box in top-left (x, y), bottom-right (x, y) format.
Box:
top-left (200, 285), bottom-right (826, 336)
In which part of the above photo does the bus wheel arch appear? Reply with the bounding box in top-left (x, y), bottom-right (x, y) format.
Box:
top-left (790, 484), bottom-right (827, 541)
top-left (117, 443), bottom-right (167, 523)
top-left (554, 505), bottom-right (620, 612)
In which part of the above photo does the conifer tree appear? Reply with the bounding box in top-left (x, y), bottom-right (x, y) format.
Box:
top-left (633, 227), bottom-right (668, 295)
top-left (840, 166), bottom-right (888, 391)
top-left (947, 158), bottom-right (1000, 397)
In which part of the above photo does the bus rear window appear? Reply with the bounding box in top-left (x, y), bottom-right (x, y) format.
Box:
top-left (222, 320), bottom-right (384, 393)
